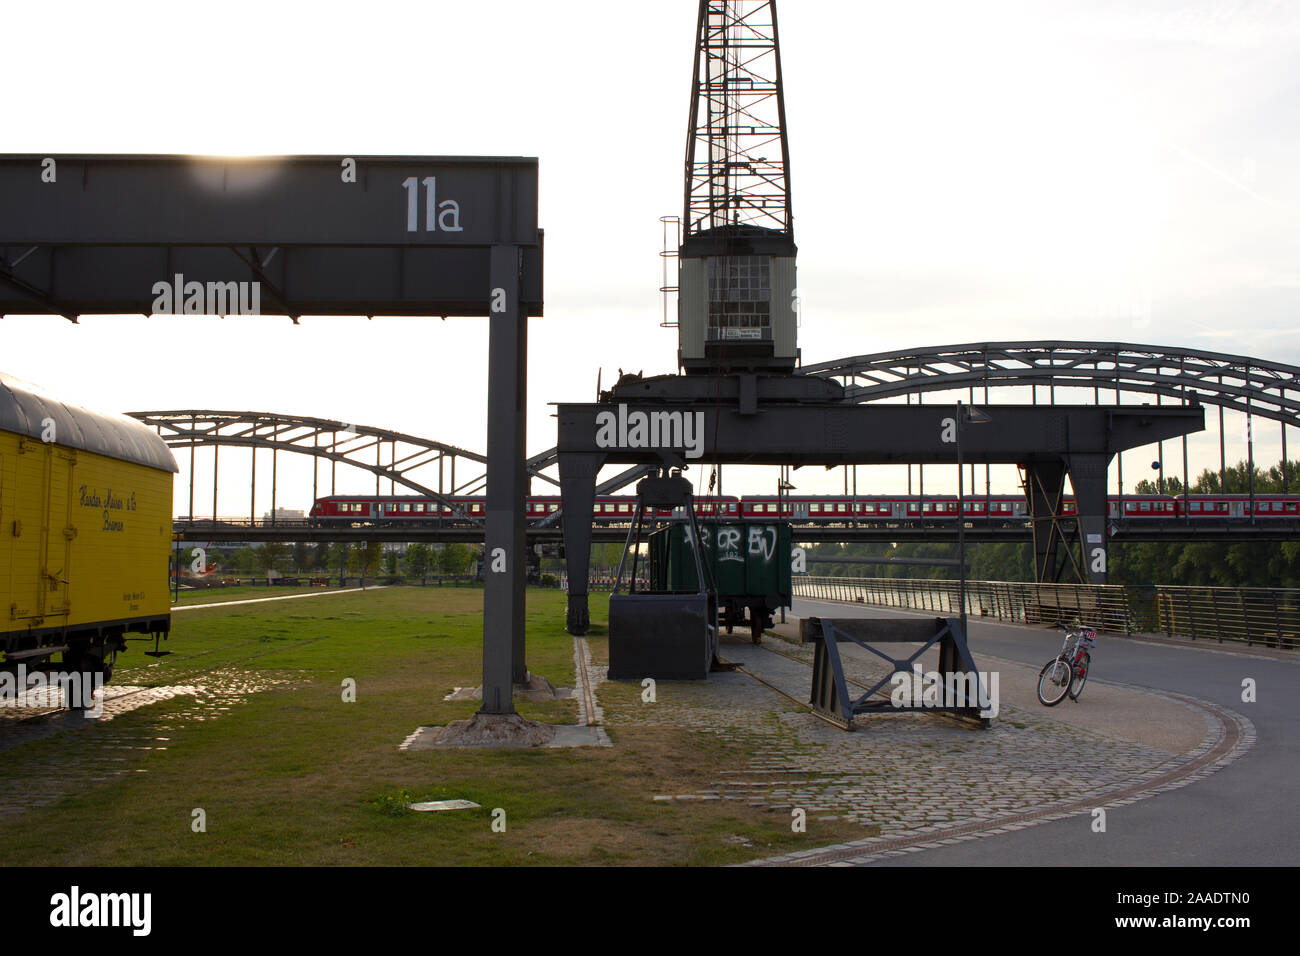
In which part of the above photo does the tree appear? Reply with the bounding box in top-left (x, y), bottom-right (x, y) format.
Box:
top-left (310, 542), bottom-right (333, 570)
top-left (404, 543), bottom-right (433, 579)
top-left (439, 542), bottom-right (474, 576)
top-left (359, 542), bottom-right (384, 579)
top-left (255, 542), bottom-right (289, 576)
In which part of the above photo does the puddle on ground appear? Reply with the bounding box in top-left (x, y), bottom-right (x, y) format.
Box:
top-left (0, 669), bottom-right (295, 817)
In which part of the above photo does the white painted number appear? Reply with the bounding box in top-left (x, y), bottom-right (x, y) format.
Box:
top-left (401, 176), bottom-right (463, 233)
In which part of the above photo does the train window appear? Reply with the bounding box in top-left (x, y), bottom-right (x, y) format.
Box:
top-left (549, 504), bottom-right (558, 512)
top-left (401, 503), bottom-right (411, 513)
top-left (619, 504), bottom-right (631, 514)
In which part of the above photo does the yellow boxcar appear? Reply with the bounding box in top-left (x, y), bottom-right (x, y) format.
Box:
top-left (1, 373), bottom-right (177, 680)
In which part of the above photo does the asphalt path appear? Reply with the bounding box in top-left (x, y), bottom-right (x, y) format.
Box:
top-left (791, 597), bottom-right (1298, 866)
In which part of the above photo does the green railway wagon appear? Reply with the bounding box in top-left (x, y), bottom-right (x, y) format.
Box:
top-left (1, 373), bottom-right (178, 681)
top-left (650, 520), bottom-right (793, 644)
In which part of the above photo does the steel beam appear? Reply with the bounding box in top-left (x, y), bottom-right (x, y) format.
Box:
top-left (556, 397), bottom-right (1204, 631)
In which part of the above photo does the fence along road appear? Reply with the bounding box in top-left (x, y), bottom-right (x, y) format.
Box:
top-left (796, 576), bottom-right (1300, 650)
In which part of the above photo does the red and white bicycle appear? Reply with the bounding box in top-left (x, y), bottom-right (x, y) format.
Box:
top-left (1037, 624), bottom-right (1097, 706)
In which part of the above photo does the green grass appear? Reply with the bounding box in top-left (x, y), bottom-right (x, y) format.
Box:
top-left (0, 587), bottom-right (870, 865)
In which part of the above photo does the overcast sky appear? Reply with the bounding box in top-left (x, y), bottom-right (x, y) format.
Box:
top-left (2, 0), bottom-right (1297, 514)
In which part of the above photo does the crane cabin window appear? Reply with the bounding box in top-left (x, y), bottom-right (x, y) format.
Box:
top-left (707, 255), bottom-right (771, 341)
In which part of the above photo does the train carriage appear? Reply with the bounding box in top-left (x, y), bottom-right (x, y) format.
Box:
top-left (1, 373), bottom-right (177, 681)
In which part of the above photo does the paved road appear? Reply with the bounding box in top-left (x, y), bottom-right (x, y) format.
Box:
top-left (792, 597), bottom-right (1298, 866)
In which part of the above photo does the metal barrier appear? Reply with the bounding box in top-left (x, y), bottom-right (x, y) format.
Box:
top-left (794, 576), bottom-right (1300, 650)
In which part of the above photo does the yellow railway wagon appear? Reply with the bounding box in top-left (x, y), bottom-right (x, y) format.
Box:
top-left (1, 373), bottom-right (177, 680)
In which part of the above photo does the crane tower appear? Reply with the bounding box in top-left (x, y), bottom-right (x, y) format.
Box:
top-left (677, 0), bottom-right (797, 373)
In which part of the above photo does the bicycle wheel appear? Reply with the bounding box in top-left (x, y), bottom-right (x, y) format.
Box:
top-left (1037, 657), bottom-right (1072, 706)
top-left (1069, 653), bottom-right (1090, 701)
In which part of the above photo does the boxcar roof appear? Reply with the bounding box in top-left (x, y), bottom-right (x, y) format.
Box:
top-left (0, 373), bottom-right (178, 473)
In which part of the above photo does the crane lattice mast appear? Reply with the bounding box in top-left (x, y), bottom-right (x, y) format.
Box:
top-left (677, 0), bottom-right (798, 374)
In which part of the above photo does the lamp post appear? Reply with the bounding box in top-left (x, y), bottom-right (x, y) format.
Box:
top-left (777, 466), bottom-right (795, 518)
top-left (956, 401), bottom-right (992, 638)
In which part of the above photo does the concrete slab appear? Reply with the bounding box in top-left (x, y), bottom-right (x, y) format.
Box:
top-left (400, 720), bottom-right (610, 751)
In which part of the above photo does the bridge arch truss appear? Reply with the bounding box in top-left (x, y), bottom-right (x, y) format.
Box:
top-left (801, 340), bottom-right (1300, 495)
top-left (128, 410), bottom-right (561, 527)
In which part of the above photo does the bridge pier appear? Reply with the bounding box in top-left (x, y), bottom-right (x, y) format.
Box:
top-left (560, 453), bottom-right (603, 635)
top-left (1068, 453), bottom-right (1111, 586)
top-left (1024, 454), bottom-right (1113, 585)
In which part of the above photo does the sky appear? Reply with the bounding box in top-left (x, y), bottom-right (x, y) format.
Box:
top-left (2, 0), bottom-right (1298, 515)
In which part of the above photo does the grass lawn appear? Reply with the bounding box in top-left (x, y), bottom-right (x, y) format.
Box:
top-left (1, 587), bottom-right (870, 865)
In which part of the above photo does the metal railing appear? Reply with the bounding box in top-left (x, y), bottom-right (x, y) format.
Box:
top-left (794, 576), bottom-right (1300, 650)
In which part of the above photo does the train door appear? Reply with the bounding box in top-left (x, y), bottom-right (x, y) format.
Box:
top-left (5, 438), bottom-right (73, 627)
top-left (791, 500), bottom-right (808, 520)
top-left (5, 441), bottom-right (43, 624)
top-left (44, 447), bottom-right (75, 622)
top-left (1229, 499), bottom-right (1245, 519)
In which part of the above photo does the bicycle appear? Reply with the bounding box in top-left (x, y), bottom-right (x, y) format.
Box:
top-left (1036, 624), bottom-right (1097, 706)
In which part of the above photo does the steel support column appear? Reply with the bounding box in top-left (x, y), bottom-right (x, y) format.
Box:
top-left (1067, 453), bottom-right (1112, 585)
top-left (560, 453), bottom-right (605, 635)
top-left (479, 244), bottom-right (527, 713)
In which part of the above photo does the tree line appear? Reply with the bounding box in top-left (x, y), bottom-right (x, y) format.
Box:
top-left (193, 541), bottom-right (480, 580)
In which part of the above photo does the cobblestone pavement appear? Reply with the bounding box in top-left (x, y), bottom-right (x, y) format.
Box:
top-left (588, 633), bottom-right (1251, 863)
top-left (0, 669), bottom-right (294, 817)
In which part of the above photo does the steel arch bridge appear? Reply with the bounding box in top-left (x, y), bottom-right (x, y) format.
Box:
top-left (128, 410), bottom-right (563, 527)
top-left (800, 340), bottom-right (1300, 426)
top-left (126, 410), bottom-right (653, 528)
top-left (802, 339), bottom-right (1300, 498)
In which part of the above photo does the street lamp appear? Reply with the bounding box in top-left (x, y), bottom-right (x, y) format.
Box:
top-left (957, 401), bottom-right (992, 640)
top-left (777, 469), bottom-right (796, 518)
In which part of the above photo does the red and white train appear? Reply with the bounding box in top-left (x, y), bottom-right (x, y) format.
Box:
top-left (307, 492), bottom-right (1300, 525)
